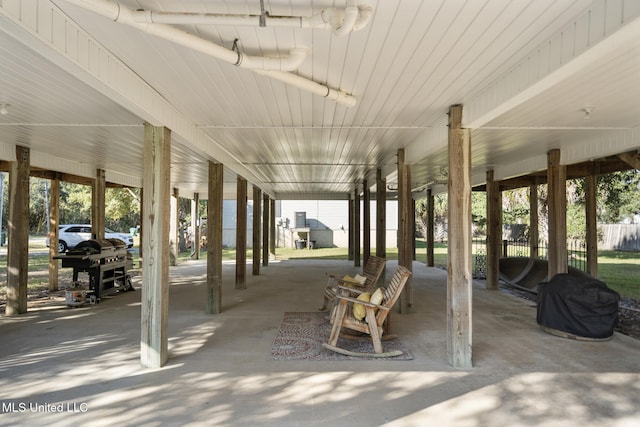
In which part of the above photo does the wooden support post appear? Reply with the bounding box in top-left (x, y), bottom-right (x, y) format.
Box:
top-left (348, 195), bottom-right (354, 261)
top-left (363, 179), bottom-right (370, 266)
top-left (92, 168), bottom-right (106, 240)
top-left (169, 188), bottom-right (179, 266)
top-left (412, 198), bottom-right (416, 261)
top-left (397, 149), bottom-right (413, 313)
top-left (207, 162), bottom-right (223, 314)
top-left (252, 186), bottom-right (261, 276)
top-left (586, 172), bottom-right (598, 277)
top-left (141, 124), bottom-right (171, 368)
top-left (236, 177), bottom-right (247, 289)
top-left (398, 149), bottom-right (405, 270)
top-left (262, 194), bottom-right (269, 267)
top-left (6, 146), bottom-right (30, 316)
top-left (486, 170), bottom-right (501, 290)
top-left (354, 186), bottom-right (361, 267)
top-left (447, 105), bottom-right (473, 369)
top-left (529, 182), bottom-right (539, 259)
top-left (139, 188), bottom-right (144, 260)
top-left (48, 177), bottom-right (60, 291)
top-left (547, 149), bottom-right (568, 277)
top-left (269, 198), bottom-right (276, 258)
top-left (192, 193), bottom-right (200, 259)
top-left (376, 169), bottom-right (387, 261)
top-left (426, 188), bottom-right (435, 267)
top-left (404, 166), bottom-right (413, 309)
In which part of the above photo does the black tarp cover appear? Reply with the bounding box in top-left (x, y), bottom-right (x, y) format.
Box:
top-left (537, 273), bottom-right (620, 339)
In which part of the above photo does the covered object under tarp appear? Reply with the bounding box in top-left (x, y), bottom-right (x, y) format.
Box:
top-left (537, 274), bottom-right (620, 340)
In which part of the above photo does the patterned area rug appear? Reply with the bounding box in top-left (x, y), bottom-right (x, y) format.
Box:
top-left (270, 311), bottom-right (413, 361)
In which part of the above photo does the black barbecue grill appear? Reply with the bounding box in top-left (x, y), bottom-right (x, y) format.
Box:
top-left (55, 238), bottom-right (134, 302)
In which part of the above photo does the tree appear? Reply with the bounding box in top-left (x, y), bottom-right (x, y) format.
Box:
top-left (28, 178), bottom-right (50, 233)
top-left (592, 170), bottom-right (640, 223)
top-left (60, 182), bottom-right (92, 225)
top-left (105, 187), bottom-right (140, 231)
top-left (471, 192), bottom-right (486, 236)
top-left (415, 193), bottom-right (448, 242)
top-left (502, 188), bottom-right (530, 226)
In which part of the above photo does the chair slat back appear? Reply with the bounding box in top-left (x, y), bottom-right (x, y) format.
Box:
top-left (362, 255), bottom-right (386, 287)
top-left (381, 265), bottom-right (412, 310)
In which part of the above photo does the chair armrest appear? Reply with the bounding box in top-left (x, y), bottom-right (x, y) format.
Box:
top-left (327, 273), bottom-right (367, 287)
top-left (337, 284), bottom-right (368, 294)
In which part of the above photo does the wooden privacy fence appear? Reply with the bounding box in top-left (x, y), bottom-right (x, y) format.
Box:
top-left (599, 224), bottom-right (640, 251)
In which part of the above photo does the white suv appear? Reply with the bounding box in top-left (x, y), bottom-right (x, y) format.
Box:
top-left (47, 224), bottom-right (134, 252)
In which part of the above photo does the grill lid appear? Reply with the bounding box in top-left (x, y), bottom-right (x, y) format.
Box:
top-left (72, 238), bottom-right (118, 254)
top-left (106, 238), bottom-right (126, 249)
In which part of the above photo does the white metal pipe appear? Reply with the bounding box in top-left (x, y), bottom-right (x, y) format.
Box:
top-left (332, 0), bottom-right (359, 37)
top-left (128, 3), bottom-right (374, 36)
top-left (60, 0), bottom-right (357, 106)
top-left (63, 0), bottom-right (374, 34)
top-left (132, 11), bottom-right (302, 28)
top-left (62, 0), bottom-right (307, 71)
top-left (254, 70), bottom-right (356, 108)
top-left (353, 4), bottom-right (374, 31)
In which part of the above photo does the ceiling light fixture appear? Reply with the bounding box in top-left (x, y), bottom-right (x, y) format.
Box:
top-left (0, 104), bottom-right (9, 115)
top-left (583, 106), bottom-right (595, 119)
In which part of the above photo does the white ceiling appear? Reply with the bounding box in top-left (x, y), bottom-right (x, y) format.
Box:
top-left (0, 0), bottom-right (638, 200)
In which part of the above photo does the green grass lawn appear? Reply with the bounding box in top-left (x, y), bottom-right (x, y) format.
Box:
top-left (597, 250), bottom-right (640, 299)
top-left (1, 239), bottom-right (638, 301)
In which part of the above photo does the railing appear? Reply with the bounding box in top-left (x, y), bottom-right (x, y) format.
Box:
top-left (471, 238), bottom-right (587, 278)
top-left (472, 238), bottom-right (487, 279)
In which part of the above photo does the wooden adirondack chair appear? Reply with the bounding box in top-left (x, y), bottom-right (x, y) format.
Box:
top-left (318, 255), bottom-right (386, 311)
top-left (322, 265), bottom-right (412, 357)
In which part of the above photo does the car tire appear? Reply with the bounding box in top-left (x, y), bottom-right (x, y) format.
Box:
top-left (58, 240), bottom-right (68, 253)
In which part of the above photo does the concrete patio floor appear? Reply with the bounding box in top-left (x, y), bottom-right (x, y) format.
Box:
top-left (1, 258), bottom-right (639, 426)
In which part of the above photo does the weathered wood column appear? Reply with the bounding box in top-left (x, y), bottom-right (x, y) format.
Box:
top-left (6, 145), bottom-right (30, 316)
top-left (48, 176), bottom-right (60, 291)
top-left (207, 162), bottom-right (223, 314)
top-left (585, 172), bottom-right (598, 277)
top-left (376, 169), bottom-right (386, 261)
top-left (92, 168), bottom-right (106, 239)
top-left (141, 124), bottom-right (171, 368)
top-left (529, 182), bottom-right (539, 259)
top-left (262, 193), bottom-right (269, 267)
top-left (426, 188), bottom-right (435, 267)
top-left (191, 193), bottom-right (200, 259)
top-left (348, 195), bottom-right (354, 261)
top-left (447, 105), bottom-right (473, 368)
top-left (169, 188), bottom-right (179, 266)
top-left (236, 177), bottom-right (247, 289)
top-left (354, 186), bottom-right (361, 267)
top-left (269, 198), bottom-right (276, 258)
top-left (486, 170), bottom-right (501, 290)
top-left (412, 198), bottom-right (417, 260)
top-left (252, 186), bottom-right (261, 276)
top-left (397, 149), bottom-right (413, 313)
top-left (363, 179), bottom-right (371, 265)
top-left (547, 149), bottom-right (568, 277)
top-left (139, 188), bottom-right (144, 260)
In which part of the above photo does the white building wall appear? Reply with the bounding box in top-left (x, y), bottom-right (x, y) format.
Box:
top-left (222, 200), bottom-right (254, 247)
top-left (219, 199), bottom-right (399, 249)
top-left (276, 200), bottom-right (398, 249)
